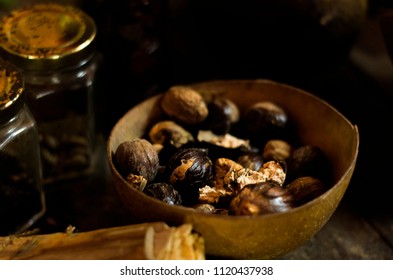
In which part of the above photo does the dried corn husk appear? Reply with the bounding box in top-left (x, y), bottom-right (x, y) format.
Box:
top-left (0, 222), bottom-right (205, 260)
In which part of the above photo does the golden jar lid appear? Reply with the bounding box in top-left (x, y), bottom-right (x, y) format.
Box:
top-left (0, 3), bottom-right (96, 71)
top-left (0, 59), bottom-right (24, 122)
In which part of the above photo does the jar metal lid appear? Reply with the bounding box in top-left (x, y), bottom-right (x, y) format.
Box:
top-left (0, 59), bottom-right (24, 123)
top-left (0, 4), bottom-right (96, 71)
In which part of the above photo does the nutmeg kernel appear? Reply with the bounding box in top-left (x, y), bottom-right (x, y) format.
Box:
top-left (113, 138), bottom-right (160, 183)
top-left (161, 86), bottom-right (209, 125)
top-left (285, 176), bottom-right (326, 205)
top-left (262, 139), bottom-right (292, 161)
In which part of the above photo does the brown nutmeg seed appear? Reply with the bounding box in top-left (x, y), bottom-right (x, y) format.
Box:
top-left (161, 86), bottom-right (209, 125)
top-left (113, 138), bottom-right (160, 183)
top-left (285, 176), bottom-right (326, 205)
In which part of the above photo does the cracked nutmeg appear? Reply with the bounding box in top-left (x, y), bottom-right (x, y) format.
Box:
top-left (166, 148), bottom-right (213, 205)
top-left (229, 182), bottom-right (294, 216)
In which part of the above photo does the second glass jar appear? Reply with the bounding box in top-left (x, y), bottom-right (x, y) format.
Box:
top-left (0, 59), bottom-right (45, 235)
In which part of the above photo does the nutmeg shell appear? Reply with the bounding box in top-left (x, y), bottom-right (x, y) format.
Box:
top-left (229, 182), bottom-right (294, 216)
top-left (166, 148), bottom-right (214, 205)
top-left (143, 182), bottom-right (182, 205)
top-left (148, 120), bottom-right (194, 149)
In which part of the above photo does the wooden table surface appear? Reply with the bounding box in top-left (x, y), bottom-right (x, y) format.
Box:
top-left (30, 16), bottom-right (393, 260)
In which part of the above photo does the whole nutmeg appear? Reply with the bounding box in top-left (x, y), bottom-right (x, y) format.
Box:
top-left (243, 101), bottom-right (288, 141)
top-left (143, 182), bottom-right (182, 205)
top-left (161, 86), bottom-right (208, 125)
top-left (285, 176), bottom-right (326, 206)
top-left (113, 138), bottom-right (160, 183)
top-left (262, 139), bottom-right (292, 161)
top-left (166, 148), bottom-right (213, 205)
top-left (286, 145), bottom-right (329, 182)
top-left (229, 182), bottom-right (294, 216)
top-left (204, 96), bottom-right (240, 134)
top-left (237, 152), bottom-right (265, 171)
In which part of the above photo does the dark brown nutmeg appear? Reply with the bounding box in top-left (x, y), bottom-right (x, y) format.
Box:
top-left (143, 182), bottom-right (182, 205)
top-left (167, 148), bottom-right (214, 205)
top-left (204, 97), bottom-right (240, 134)
top-left (229, 182), bottom-right (294, 216)
top-left (237, 152), bottom-right (265, 171)
top-left (243, 101), bottom-right (288, 142)
top-left (113, 138), bottom-right (160, 183)
top-left (286, 145), bottom-right (330, 182)
top-left (285, 176), bottom-right (326, 206)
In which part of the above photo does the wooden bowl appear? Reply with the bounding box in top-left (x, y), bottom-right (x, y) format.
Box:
top-left (107, 79), bottom-right (359, 259)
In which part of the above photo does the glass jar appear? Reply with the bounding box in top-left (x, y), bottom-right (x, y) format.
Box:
top-left (0, 3), bottom-right (100, 184)
top-left (0, 59), bottom-right (45, 236)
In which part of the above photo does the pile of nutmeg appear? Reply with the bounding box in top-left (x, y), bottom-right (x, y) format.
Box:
top-left (113, 85), bottom-right (331, 216)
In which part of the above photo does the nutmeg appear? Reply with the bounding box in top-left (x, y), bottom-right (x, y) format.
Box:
top-left (286, 145), bottom-right (329, 182)
top-left (243, 101), bottom-right (288, 142)
top-left (204, 96), bottom-right (240, 134)
top-left (161, 86), bottom-right (208, 125)
top-left (143, 182), bottom-right (182, 205)
top-left (149, 120), bottom-right (194, 149)
top-left (285, 176), bottom-right (326, 206)
top-left (229, 182), bottom-right (294, 216)
top-left (113, 138), bottom-right (160, 183)
top-left (166, 148), bottom-right (213, 205)
top-left (237, 152), bottom-right (265, 171)
top-left (262, 139), bottom-right (292, 161)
